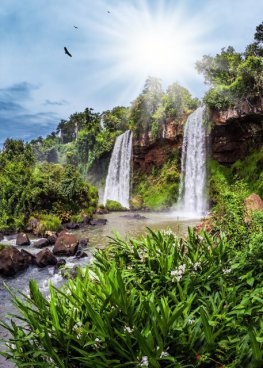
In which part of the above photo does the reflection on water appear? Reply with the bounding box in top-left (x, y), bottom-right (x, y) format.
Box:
top-left (0, 212), bottom-right (199, 367)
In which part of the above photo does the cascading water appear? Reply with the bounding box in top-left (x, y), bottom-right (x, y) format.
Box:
top-left (103, 130), bottom-right (133, 208)
top-left (176, 106), bottom-right (208, 217)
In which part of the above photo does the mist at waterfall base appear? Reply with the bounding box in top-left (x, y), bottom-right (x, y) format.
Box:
top-left (172, 106), bottom-right (208, 219)
top-left (103, 131), bottom-right (133, 209)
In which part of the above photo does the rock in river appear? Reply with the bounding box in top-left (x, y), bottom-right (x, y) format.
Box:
top-left (16, 232), bottom-right (30, 246)
top-left (0, 246), bottom-right (30, 276)
top-left (53, 234), bottom-right (79, 256)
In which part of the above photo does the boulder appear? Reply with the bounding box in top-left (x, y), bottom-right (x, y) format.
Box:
top-left (0, 247), bottom-right (30, 276)
top-left (0, 233), bottom-right (3, 241)
top-left (35, 248), bottom-right (57, 268)
top-left (90, 219), bottom-right (107, 226)
top-left (65, 222), bottom-right (80, 230)
top-left (16, 233), bottom-right (30, 246)
top-left (53, 234), bottom-right (78, 256)
top-left (75, 249), bottom-right (88, 259)
top-left (33, 238), bottom-right (50, 248)
top-left (244, 193), bottom-right (263, 222)
top-left (20, 249), bottom-right (36, 265)
top-left (47, 234), bottom-right (57, 245)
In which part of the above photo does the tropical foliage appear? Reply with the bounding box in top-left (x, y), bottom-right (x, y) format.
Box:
top-left (196, 22), bottom-right (263, 110)
top-left (0, 139), bottom-right (98, 231)
top-left (1, 215), bottom-right (262, 367)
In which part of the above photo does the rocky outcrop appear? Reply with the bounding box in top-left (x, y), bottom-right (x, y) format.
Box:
top-left (211, 101), bottom-right (263, 165)
top-left (16, 233), bottom-right (31, 246)
top-left (133, 119), bottom-right (184, 173)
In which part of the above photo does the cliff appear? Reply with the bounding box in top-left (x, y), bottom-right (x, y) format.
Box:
top-left (211, 100), bottom-right (263, 164)
top-left (133, 119), bottom-right (184, 173)
top-left (133, 102), bottom-right (263, 174)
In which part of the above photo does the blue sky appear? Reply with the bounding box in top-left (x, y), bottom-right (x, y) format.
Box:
top-left (0, 0), bottom-right (262, 145)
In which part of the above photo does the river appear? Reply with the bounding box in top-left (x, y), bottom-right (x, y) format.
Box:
top-left (0, 212), bottom-right (199, 367)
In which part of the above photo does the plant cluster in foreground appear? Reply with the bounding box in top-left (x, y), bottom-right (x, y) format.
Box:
top-left (0, 222), bottom-right (262, 367)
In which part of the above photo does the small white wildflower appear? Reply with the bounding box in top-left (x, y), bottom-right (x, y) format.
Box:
top-left (95, 338), bottom-right (101, 342)
top-left (193, 262), bottom-right (200, 271)
top-left (188, 319), bottom-right (195, 325)
top-left (176, 275), bottom-right (182, 282)
top-left (170, 270), bottom-right (178, 276)
top-left (124, 326), bottom-right (134, 333)
top-left (160, 351), bottom-right (170, 358)
top-left (223, 268), bottom-right (231, 274)
top-left (139, 356), bottom-right (149, 367)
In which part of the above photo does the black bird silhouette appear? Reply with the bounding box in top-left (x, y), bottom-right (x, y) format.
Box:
top-left (107, 10), bottom-right (111, 14)
top-left (64, 47), bottom-right (72, 57)
top-left (74, 26), bottom-right (78, 29)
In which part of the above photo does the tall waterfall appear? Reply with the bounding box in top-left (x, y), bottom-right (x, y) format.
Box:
top-left (177, 106), bottom-right (208, 217)
top-left (103, 130), bottom-right (133, 208)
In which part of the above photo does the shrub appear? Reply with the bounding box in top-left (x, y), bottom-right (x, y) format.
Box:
top-left (32, 214), bottom-right (62, 236)
top-left (1, 227), bottom-right (262, 367)
top-left (106, 199), bottom-right (126, 211)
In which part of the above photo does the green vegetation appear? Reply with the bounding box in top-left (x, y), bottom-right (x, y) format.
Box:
top-left (1, 206), bottom-right (262, 368)
top-left (132, 160), bottom-right (180, 210)
top-left (196, 22), bottom-right (263, 111)
top-left (106, 199), bottom-right (126, 211)
top-left (130, 77), bottom-right (199, 140)
top-left (0, 139), bottom-right (98, 232)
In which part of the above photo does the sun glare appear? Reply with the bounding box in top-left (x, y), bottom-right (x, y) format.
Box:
top-left (88, 0), bottom-right (214, 100)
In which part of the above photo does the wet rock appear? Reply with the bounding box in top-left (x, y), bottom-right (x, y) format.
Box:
top-left (20, 249), bottom-right (36, 265)
top-left (0, 247), bottom-right (30, 276)
top-left (65, 222), bottom-right (80, 230)
top-left (33, 238), bottom-right (50, 248)
top-left (53, 234), bottom-right (79, 256)
top-left (74, 248), bottom-right (88, 259)
top-left (47, 234), bottom-right (57, 245)
top-left (90, 219), bottom-right (107, 226)
top-left (78, 238), bottom-right (89, 248)
top-left (16, 233), bottom-right (30, 246)
top-left (35, 248), bottom-right (57, 268)
top-left (56, 259), bottom-right (66, 269)
top-left (57, 229), bottom-right (71, 237)
top-left (83, 215), bottom-right (91, 225)
top-left (0, 233), bottom-right (3, 241)
top-left (121, 214), bottom-right (147, 220)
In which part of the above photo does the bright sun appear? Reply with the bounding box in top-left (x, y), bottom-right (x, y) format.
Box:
top-left (88, 0), bottom-right (214, 99)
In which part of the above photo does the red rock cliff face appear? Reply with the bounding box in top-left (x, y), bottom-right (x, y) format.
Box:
top-left (211, 101), bottom-right (263, 165)
top-left (133, 119), bottom-right (184, 173)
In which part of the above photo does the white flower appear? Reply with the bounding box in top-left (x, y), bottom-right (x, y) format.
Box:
top-left (170, 270), bottom-right (177, 276)
top-left (223, 268), bottom-right (231, 274)
top-left (188, 319), bottom-right (195, 325)
top-left (193, 262), bottom-right (200, 271)
top-left (139, 356), bottom-right (149, 367)
top-left (95, 338), bottom-right (101, 342)
top-left (124, 326), bottom-right (134, 333)
top-left (160, 351), bottom-right (170, 358)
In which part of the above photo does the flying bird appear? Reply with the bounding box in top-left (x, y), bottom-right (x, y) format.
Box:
top-left (64, 47), bottom-right (72, 57)
top-left (74, 26), bottom-right (78, 29)
top-left (107, 10), bottom-right (111, 14)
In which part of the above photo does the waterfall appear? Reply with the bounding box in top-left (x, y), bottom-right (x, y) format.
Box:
top-left (103, 130), bottom-right (133, 208)
top-left (176, 106), bottom-right (208, 217)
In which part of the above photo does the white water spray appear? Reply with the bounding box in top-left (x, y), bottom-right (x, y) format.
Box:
top-left (176, 106), bottom-right (208, 218)
top-left (103, 130), bottom-right (133, 208)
